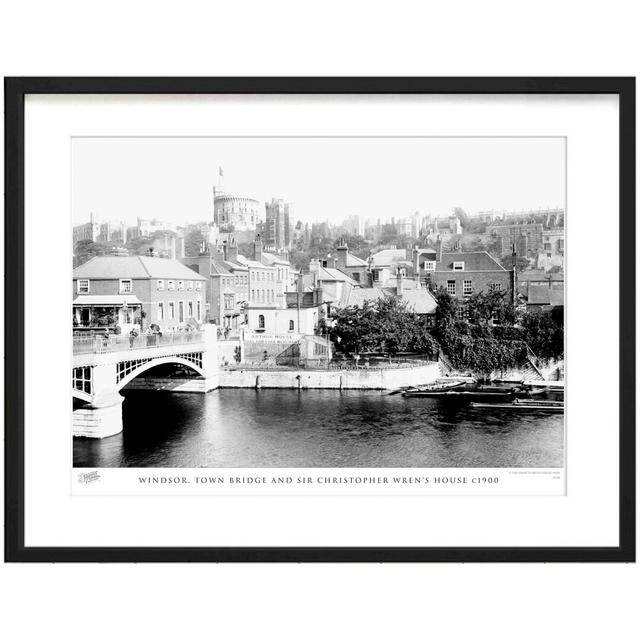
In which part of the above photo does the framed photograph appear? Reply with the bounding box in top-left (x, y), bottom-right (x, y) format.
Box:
top-left (4, 77), bottom-right (635, 562)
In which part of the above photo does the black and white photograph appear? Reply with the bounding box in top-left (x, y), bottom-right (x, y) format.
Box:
top-left (71, 136), bottom-right (565, 472)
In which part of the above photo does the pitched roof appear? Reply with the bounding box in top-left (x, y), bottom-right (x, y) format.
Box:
top-left (221, 260), bottom-right (248, 273)
top-left (399, 289), bottom-right (438, 314)
top-left (73, 256), bottom-right (207, 280)
top-left (261, 251), bottom-right (291, 266)
top-left (235, 255), bottom-right (275, 270)
top-left (209, 260), bottom-right (233, 276)
top-left (344, 252), bottom-right (368, 267)
top-left (527, 286), bottom-right (565, 306)
top-left (315, 267), bottom-right (357, 284)
top-left (435, 251), bottom-right (505, 272)
top-left (518, 270), bottom-right (564, 282)
top-left (339, 287), bottom-right (437, 314)
top-left (370, 249), bottom-right (406, 266)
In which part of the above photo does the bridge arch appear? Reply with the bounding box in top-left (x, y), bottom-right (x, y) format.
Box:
top-left (116, 356), bottom-right (205, 392)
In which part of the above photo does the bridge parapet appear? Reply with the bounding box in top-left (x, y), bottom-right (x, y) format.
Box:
top-left (73, 330), bottom-right (205, 356)
top-left (73, 325), bottom-right (218, 439)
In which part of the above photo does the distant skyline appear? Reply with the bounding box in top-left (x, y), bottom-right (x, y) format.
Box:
top-left (72, 137), bottom-right (566, 227)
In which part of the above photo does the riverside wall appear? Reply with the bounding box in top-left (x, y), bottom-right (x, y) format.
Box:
top-left (122, 363), bottom-right (440, 392)
top-left (217, 362), bottom-right (440, 390)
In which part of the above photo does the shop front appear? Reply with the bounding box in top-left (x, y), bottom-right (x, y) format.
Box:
top-left (73, 294), bottom-right (143, 334)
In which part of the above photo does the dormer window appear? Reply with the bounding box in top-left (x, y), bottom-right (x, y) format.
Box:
top-left (453, 261), bottom-right (465, 271)
top-left (422, 261), bottom-right (436, 271)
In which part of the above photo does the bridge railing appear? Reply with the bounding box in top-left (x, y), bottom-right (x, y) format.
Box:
top-left (73, 330), bottom-right (205, 355)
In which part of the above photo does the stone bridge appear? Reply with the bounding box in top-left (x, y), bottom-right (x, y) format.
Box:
top-left (72, 326), bottom-right (219, 438)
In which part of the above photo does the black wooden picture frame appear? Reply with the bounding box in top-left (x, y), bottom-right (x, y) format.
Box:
top-left (4, 77), bottom-right (636, 562)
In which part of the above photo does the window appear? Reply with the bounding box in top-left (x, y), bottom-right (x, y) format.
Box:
top-left (168, 280), bottom-right (175, 291)
top-left (353, 272), bottom-right (360, 282)
top-left (77, 279), bottom-right (90, 294)
top-left (489, 282), bottom-right (502, 292)
top-left (158, 302), bottom-right (164, 320)
top-left (177, 280), bottom-right (185, 290)
top-left (168, 302), bottom-right (175, 319)
top-left (179, 301), bottom-right (185, 322)
top-left (195, 281), bottom-right (202, 291)
top-left (463, 280), bottom-right (473, 296)
top-left (447, 280), bottom-right (456, 295)
top-left (119, 279), bottom-right (132, 294)
top-left (425, 314), bottom-right (435, 328)
top-left (372, 270), bottom-right (380, 281)
top-left (188, 301), bottom-right (194, 318)
top-left (187, 281), bottom-right (193, 290)
top-left (289, 320), bottom-right (295, 331)
top-left (157, 280), bottom-right (165, 291)
top-left (258, 314), bottom-right (265, 329)
top-left (224, 294), bottom-right (234, 310)
top-left (453, 261), bottom-right (465, 271)
top-left (422, 261), bottom-right (436, 271)
top-left (196, 301), bottom-right (201, 321)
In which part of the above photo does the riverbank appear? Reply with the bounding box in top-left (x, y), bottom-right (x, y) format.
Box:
top-left (124, 361), bottom-right (441, 391)
top-left (217, 361), bottom-right (440, 390)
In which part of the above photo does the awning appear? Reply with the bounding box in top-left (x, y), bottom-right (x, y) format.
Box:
top-left (73, 295), bottom-right (142, 306)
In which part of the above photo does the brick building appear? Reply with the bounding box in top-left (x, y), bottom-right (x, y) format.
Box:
top-left (429, 251), bottom-right (513, 301)
top-left (334, 240), bottom-right (369, 284)
top-left (73, 255), bottom-right (206, 333)
top-left (182, 240), bottom-right (250, 330)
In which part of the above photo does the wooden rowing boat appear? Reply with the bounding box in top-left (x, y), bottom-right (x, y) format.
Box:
top-left (470, 399), bottom-right (564, 412)
top-left (399, 379), bottom-right (467, 396)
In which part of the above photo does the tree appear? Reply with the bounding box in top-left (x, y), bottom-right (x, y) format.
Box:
top-left (73, 240), bottom-right (111, 267)
top-left (328, 295), bottom-right (439, 358)
top-left (184, 225), bottom-right (207, 256)
top-left (520, 309), bottom-right (564, 361)
top-left (465, 290), bottom-right (517, 326)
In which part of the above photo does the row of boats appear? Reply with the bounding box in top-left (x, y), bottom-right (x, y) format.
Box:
top-left (399, 378), bottom-right (564, 412)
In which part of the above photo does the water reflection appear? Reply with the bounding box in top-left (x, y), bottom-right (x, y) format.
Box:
top-left (73, 389), bottom-right (564, 468)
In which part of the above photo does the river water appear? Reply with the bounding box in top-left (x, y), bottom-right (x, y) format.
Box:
top-left (73, 389), bottom-right (564, 468)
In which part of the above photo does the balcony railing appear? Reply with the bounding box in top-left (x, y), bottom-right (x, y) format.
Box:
top-left (73, 330), bottom-right (205, 355)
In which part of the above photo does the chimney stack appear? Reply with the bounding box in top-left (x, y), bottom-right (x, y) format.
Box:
top-left (436, 235), bottom-right (443, 262)
top-left (253, 233), bottom-right (263, 263)
top-left (170, 235), bottom-right (176, 260)
top-left (336, 239), bottom-right (348, 270)
top-left (227, 236), bottom-right (238, 263)
top-left (309, 258), bottom-right (320, 287)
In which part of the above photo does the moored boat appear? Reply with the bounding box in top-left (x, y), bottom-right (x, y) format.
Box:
top-left (400, 379), bottom-right (467, 395)
top-left (470, 399), bottom-right (564, 412)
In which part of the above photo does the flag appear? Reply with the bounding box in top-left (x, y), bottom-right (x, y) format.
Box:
top-left (218, 166), bottom-right (224, 177)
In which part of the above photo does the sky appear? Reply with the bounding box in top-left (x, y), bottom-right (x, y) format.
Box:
top-left (72, 137), bottom-right (565, 227)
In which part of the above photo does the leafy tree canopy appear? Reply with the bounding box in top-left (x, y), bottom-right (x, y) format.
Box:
top-left (73, 240), bottom-right (112, 267)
